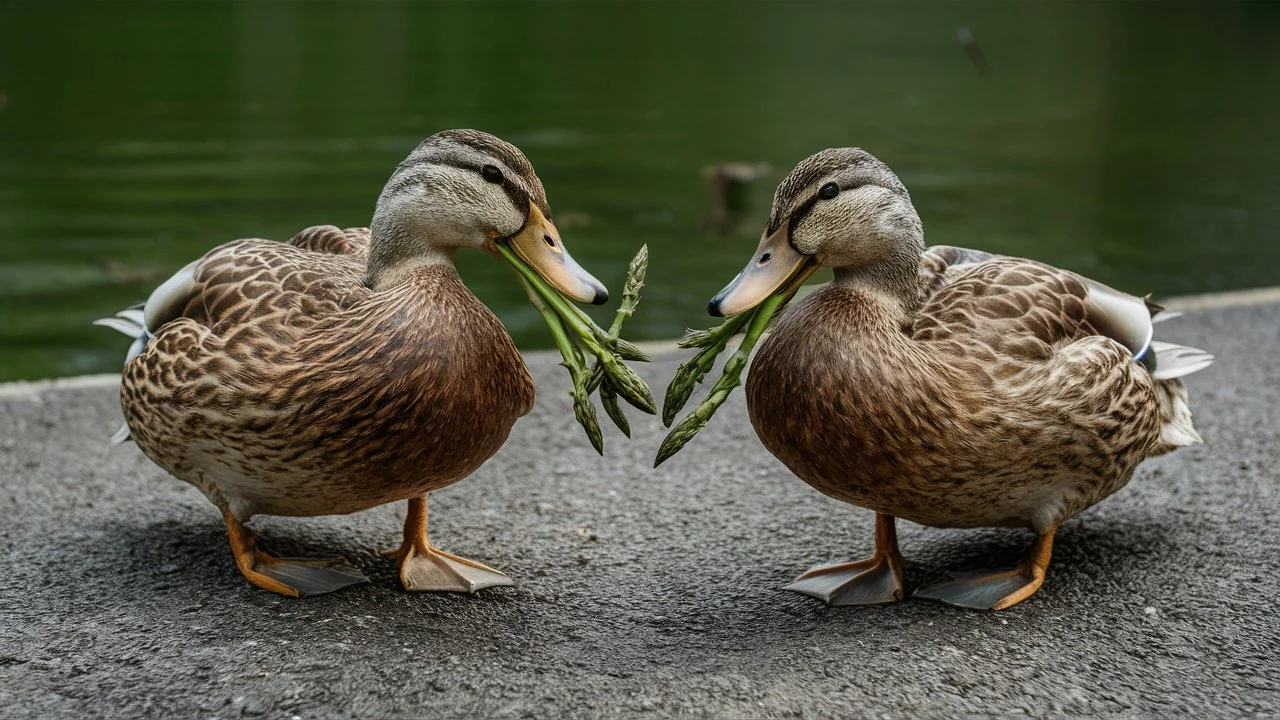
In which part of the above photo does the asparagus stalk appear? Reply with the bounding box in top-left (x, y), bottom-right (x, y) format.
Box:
top-left (495, 242), bottom-right (656, 415)
top-left (515, 274), bottom-right (603, 454)
top-left (598, 381), bottom-right (629, 438)
top-left (660, 311), bottom-right (752, 427)
top-left (498, 241), bottom-right (653, 453)
top-left (593, 245), bottom-right (648, 436)
top-left (653, 279), bottom-right (804, 467)
top-left (609, 246), bottom-right (647, 340)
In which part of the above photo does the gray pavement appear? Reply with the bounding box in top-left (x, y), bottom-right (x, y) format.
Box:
top-left (1, 296), bottom-right (1278, 719)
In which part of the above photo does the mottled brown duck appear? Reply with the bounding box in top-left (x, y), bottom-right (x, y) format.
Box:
top-left (96, 129), bottom-right (609, 597)
top-left (706, 147), bottom-right (1213, 610)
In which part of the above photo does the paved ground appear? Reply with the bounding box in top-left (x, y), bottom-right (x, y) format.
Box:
top-left (1, 295), bottom-right (1277, 719)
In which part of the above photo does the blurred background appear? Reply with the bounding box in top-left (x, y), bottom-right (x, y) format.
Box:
top-left (1, 1), bottom-right (1277, 381)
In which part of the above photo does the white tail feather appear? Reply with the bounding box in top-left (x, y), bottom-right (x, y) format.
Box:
top-left (110, 423), bottom-right (132, 445)
top-left (92, 315), bottom-right (144, 337)
top-left (116, 308), bottom-right (146, 327)
top-left (1149, 341), bottom-right (1214, 380)
top-left (144, 260), bottom-right (198, 332)
top-left (95, 309), bottom-right (152, 366)
top-left (96, 265), bottom-right (199, 446)
top-left (1082, 278), bottom-right (1154, 359)
top-left (1151, 310), bottom-right (1183, 324)
top-left (125, 335), bottom-right (148, 364)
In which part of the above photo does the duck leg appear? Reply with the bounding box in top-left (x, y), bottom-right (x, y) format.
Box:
top-left (223, 509), bottom-right (368, 597)
top-left (783, 513), bottom-right (905, 605)
top-left (383, 496), bottom-right (513, 593)
top-left (915, 524), bottom-right (1057, 610)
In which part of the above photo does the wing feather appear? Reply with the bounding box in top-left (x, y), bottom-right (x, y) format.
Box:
top-left (914, 251), bottom-right (1091, 361)
top-left (101, 228), bottom-right (373, 380)
top-left (914, 245), bottom-right (1166, 361)
top-left (178, 237), bottom-right (369, 341)
top-left (288, 225), bottom-right (372, 257)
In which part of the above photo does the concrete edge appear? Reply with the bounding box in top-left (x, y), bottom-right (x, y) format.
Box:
top-left (2, 285), bottom-right (1275, 400)
top-left (1160, 285), bottom-right (1280, 312)
top-left (0, 373), bottom-right (123, 401)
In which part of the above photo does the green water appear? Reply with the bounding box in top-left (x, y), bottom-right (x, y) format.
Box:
top-left (1, 2), bottom-right (1278, 381)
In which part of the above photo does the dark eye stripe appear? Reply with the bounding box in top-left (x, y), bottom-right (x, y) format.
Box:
top-left (787, 182), bottom-right (864, 234)
top-left (387, 156), bottom-right (541, 220)
top-left (500, 180), bottom-right (531, 218)
top-left (788, 196), bottom-right (821, 233)
top-left (480, 164), bottom-right (532, 213)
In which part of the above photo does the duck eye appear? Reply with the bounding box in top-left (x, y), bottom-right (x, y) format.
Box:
top-left (481, 165), bottom-right (504, 184)
top-left (818, 182), bottom-right (840, 200)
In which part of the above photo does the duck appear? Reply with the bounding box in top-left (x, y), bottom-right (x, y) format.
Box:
top-left (96, 129), bottom-right (609, 597)
top-left (706, 147), bottom-right (1213, 610)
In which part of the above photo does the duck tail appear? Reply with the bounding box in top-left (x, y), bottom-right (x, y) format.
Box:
top-left (1151, 377), bottom-right (1202, 454)
top-left (1148, 336), bottom-right (1212, 453)
top-left (109, 423), bottom-right (132, 446)
top-left (93, 260), bottom-right (199, 447)
top-left (1147, 341), bottom-right (1214, 381)
top-left (95, 259), bottom-right (199, 367)
top-left (1137, 310), bottom-right (1212, 453)
top-left (93, 305), bottom-right (149, 446)
top-left (93, 306), bottom-right (152, 366)
top-left (92, 306), bottom-right (144, 336)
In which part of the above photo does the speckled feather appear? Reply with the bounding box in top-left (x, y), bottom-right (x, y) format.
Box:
top-left (748, 246), bottom-right (1193, 533)
top-left (120, 225), bottom-right (535, 521)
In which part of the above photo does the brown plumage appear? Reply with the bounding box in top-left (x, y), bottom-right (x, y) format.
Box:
top-left (99, 130), bottom-right (603, 597)
top-left (123, 231), bottom-right (533, 520)
top-left (718, 147), bottom-right (1212, 610)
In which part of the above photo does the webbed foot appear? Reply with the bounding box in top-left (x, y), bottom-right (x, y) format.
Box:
top-left (223, 509), bottom-right (368, 597)
top-left (388, 496), bottom-right (513, 594)
top-left (248, 554), bottom-right (369, 597)
top-left (396, 543), bottom-right (513, 593)
top-left (915, 524), bottom-right (1057, 610)
top-left (784, 555), bottom-right (903, 605)
top-left (782, 513), bottom-right (906, 606)
top-left (914, 567), bottom-right (1042, 610)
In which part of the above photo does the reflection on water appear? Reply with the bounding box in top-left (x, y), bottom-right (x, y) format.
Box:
top-left (1, 2), bottom-right (1277, 380)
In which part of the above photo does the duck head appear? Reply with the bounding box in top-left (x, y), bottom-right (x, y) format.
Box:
top-left (366, 129), bottom-right (607, 304)
top-left (707, 147), bottom-right (924, 317)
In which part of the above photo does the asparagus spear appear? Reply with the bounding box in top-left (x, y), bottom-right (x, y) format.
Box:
top-left (594, 245), bottom-right (648, 437)
top-left (654, 278), bottom-right (804, 467)
top-left (660, 311), bottom-right (752, 427)
top-left (599, 382), bottom-right (629, 439)
top-left (496, 242), bottom-right (655, 415)
top-left (497, 241), bottom-right (653, 453)
top-left (514, 273), bottom-right (604, 454)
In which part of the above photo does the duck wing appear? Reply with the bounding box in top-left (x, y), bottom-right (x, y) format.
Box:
top-left (915, 245), bottom-right (1177, 364)
top-left (98, 228), bottom-right (373, 443)
top-left (913, 248), bottom-right (1094, 362)
top-left (912, 245), bottom-right (1211, 454)
top-left (288, 225), bottom-right (371, 258)
top-left (177, 235), bottom-right (368, 337)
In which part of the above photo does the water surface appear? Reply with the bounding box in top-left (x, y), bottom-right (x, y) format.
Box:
top-left (1, 2), bottom-right (1277, 380)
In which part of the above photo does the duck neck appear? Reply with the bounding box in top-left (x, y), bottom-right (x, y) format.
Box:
top-left (365, 214), bottom-right (458, 291)
top-left (830, 245), bottom-right (922, 327)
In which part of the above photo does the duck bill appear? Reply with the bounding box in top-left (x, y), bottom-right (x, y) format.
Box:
top-left (506, 203), bottom-right (608, 305)
top-left (707, 223), bottom-right (817, 317)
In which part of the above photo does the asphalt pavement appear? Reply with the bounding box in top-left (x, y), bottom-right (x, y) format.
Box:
top-left (1, 293), bottom-right (1277, 718)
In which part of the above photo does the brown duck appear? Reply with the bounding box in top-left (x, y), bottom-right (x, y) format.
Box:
top-left (707, 147), bottom-right (1213, 610)
top-left (97, 130), bottom-right (608, 597)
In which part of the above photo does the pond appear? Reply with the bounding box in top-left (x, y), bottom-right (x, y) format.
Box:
top-left (1, 2), bottom-right (1277, 381)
